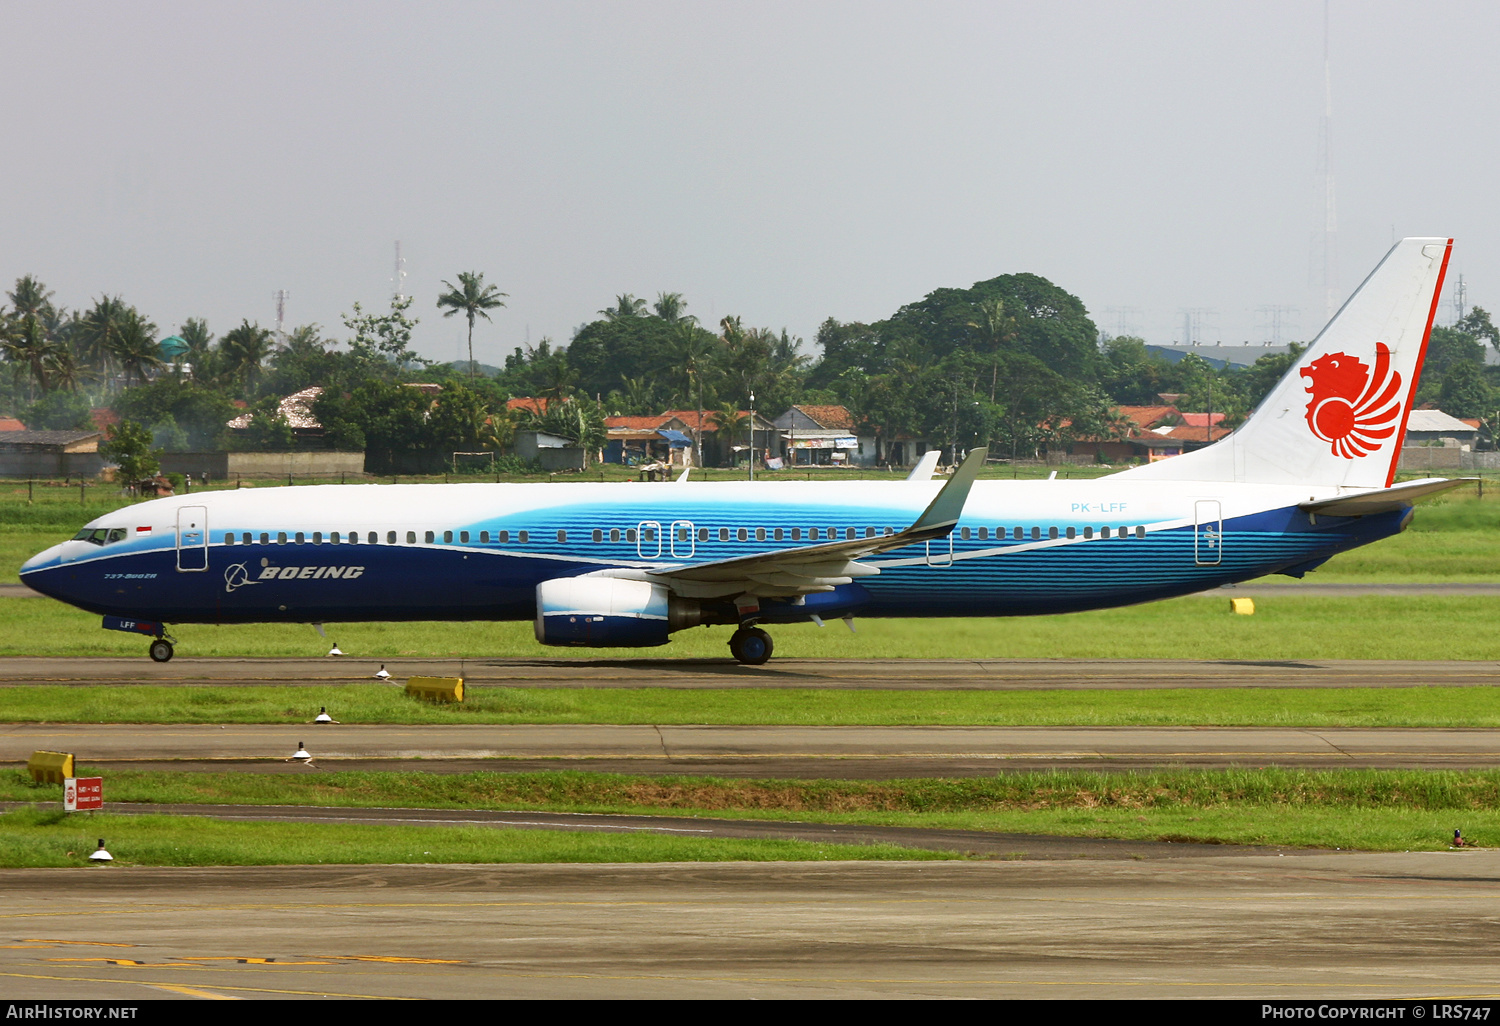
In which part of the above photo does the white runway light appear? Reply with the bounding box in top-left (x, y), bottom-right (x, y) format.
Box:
top-left (291, 742), bottom-right (313, 762)
top-left (327, 642), bottom-right (345, 657)
top-left (313, 707), bottom-right (337, 724)
top-left (373, 664), bottom-right (391, 680)
top-left (89, 839), bottom-right (112, 862)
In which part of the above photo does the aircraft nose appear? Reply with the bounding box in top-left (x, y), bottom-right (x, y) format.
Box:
top-left (19, 543), bottom-right (68, 595)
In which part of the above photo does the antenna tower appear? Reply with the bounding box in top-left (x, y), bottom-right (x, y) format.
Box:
top-left (274, 290), bottom-right (289, 346)
top-left (393, 241), bottom-right (407, 301)
top-left (1315, 0), bottom-right (1338, 321)
top-left (1452, 273), bottom-right (1468, 325)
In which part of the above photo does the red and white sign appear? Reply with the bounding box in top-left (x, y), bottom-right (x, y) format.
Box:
top-left (63, 777), bottom-right (102, 812)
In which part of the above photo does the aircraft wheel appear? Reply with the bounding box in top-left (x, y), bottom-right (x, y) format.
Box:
top-left (729, 627), bottom-right (773, 665)
top-left (148, 639), bottom-right (174, 663)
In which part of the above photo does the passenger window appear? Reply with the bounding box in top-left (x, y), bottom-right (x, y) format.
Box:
top-left (755, 527), bottom-right (765, 541)
top-left (557, 530), bottom-right (567, 542)
top-left (1065, 527), bottom-right (1075, 539)
top-left (792, 528), bottom-right (801, 540)
top-left (518, 530), bottom-right (529, 543)
top-left (626, 529), bottom-right (636, 542)
top-left (277, 532), bottom-right (287, 544)
top-left (810, 528), bottom-right (820, 540)
top-left (774, 528), bottom-right (783, 541)
top-left (443, 530), bottom-right (453, 543)
top-left (698, 528), bottom-right (708, 542)
top-left (329, 532), bottom-right (339, 545)
top-left (480, 531), bottom-right (489, 543)
top-left (643, 527), bottom-right (654, 541)
top-left (1119, 525), bottom-right (1128, 538)
top-left (592, 529), bottom-right (603, 543)
top-left (845, 527), bottom-right (856, 539)
top-left (1083, 527), bottom-right (1093, 539)
top-left (884, 527), bottom-right (894, 536)
top-left (719, 528), bottom-right (729, 542)
top-left (224, 533), bottom-right (235, 545)
top-left (367, 532), bottom-right (376, 543)
top-left (1135, 526), bottom-right (1146, 539)
top-left (1031, 527), bottom-right (1041, 540)
top-left (1049, 527), bottom-right (1059, 540)
top-left (1014, 527), bottom-right (1024, 541)
top-left (425, 531), bottom-right (435, 544)
top-left (312, 532), bottom-right (322, 544)
top-left (611, 528), bottom-right (621, 542)
top-left (1100, 527), bottom-right (1110, 539)
top-left (388, 531), bottom-right (397, 544)
top-left (407, 531), bottom-right (416, 544)
top-left (262, 533), bottom-right (271, 544)
top-left (460, 531), bottom-right (469, 543)
top-left (295, 532), bottom-right (305, 544)
top-left (978, 527), bottom-right (988, 540)
top-left (498, 530), bottom-right (510, 543)
top-left (736, 528), bottom-right (747, 541)
top-left (960, 527), bottom-right (971, 540)
top-left (865, 527), bottom-right (876, 538)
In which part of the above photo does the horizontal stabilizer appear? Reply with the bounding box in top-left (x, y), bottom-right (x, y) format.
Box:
top-left (1299, 477), bottom-right (1475, 517)
top-left (905, 450), bottom-right (941, 482)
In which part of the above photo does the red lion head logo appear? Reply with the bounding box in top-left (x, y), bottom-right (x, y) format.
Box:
top-left (1300, 342), bottom-right (1403, 458)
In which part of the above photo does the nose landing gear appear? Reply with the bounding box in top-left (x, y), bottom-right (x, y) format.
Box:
top-left (728, 626), bottom-right (773, 665)
top-left (148, 637), bottom-right (175, 663)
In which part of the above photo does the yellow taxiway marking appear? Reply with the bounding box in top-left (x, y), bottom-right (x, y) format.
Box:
top-left (24, 938), bottom-right (135, 946)
top-left (0, 970), bottom-right (412, 999)
top-left (147, 983), bottom-right (239, 1000)
top-left (334, 955), bottom-right (465, 964)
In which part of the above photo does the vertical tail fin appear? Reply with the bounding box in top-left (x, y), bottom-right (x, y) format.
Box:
top-left (1117, 237), bottom-right (1452, 489)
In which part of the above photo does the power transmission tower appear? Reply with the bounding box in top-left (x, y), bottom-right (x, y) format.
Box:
top-left (1452, 273), bottom-right (1468, 325)
top-left (1255, 305), bottom-right (1299, 345)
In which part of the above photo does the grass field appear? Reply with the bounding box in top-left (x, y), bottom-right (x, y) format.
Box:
top-left (2, 592), bottom-right (1497, 661)
top-left (6, 682), bottom-right (1500, 726)
top-left (6, 767), bottom-right (1497, 855)
top-left (0, 807), bottom-right (953, 868)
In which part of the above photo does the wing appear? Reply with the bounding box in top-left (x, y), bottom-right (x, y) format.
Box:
top-left (643, 447), bottom-right (987, 597)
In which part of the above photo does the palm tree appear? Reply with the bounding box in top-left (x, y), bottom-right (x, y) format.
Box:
top-left (708, 402), bottom-right (750, 467)
top-left (219, 320), bottom-right (274, 394)
top-left (108, 309), bottom-right (163, 389)
top-left (652, 292), bottom-right (695, 325)
top-left (967, 296), bottom-right (1018, 402)
top-left (79, 296), bottom-right (129, 387)
top-left (599, 294), bottom-right (647, 321)
top-left (659, 322), bottom-right (718, 467)
top-left (436, 271), bottom-right (508, 378)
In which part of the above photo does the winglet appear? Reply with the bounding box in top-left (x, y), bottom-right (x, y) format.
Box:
top-left (905, 450), bottom-right (941, 482)
top-left (908, 447), bottom-right (987, 536)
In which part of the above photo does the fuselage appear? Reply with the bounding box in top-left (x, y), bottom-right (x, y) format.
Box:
top-left (19, 476), bottom-right (1406, 626)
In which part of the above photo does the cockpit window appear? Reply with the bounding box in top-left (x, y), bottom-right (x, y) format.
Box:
top-left (106, 528), bottom-right (126, 543)
top-left (72, 528), bottom-right (108, 546)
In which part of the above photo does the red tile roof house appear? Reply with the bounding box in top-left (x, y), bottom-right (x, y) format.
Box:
top-left (771, 405), bottom-right (877, 467)
top-left (1067, 406), bottom-right (1231, 464)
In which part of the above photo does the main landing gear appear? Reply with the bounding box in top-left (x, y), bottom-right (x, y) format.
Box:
top-left (148, 637), bottom-right (175, 663)
top-left (729, 626), bottom-right (773, 665)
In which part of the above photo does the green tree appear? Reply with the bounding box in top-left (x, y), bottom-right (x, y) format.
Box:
top-left (599, 294), bottom-right (647, 320)
top-left (107, 308), bottom-right (163, 389)
top-left (344, 295), bottom-right (423, 369)
top-left (23, 390), bottom-right (92, 430)
top-left (218, 320), bottom-right (274, 395)
top-left (99, 419), bottom-right (162, 488)
top-left (436, 271), bottom-right (508, 379)
top-left (1439, 361), bottom-right (1495, 419)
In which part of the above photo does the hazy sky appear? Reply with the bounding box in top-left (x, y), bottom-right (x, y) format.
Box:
top-left (4, 1), bottom-right (1497, 367)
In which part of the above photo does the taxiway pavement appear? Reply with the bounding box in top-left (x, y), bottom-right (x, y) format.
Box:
top-left (8, 722), bottom-right (1500, 775)
top-left (4, 855), bottom-right (1499, 999)
top-left (2, 655), bottom-right (1498, 689)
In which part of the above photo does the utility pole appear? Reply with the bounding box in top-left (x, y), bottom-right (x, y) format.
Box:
top-left (273, 290), bottom-right (289, 348)
top-left (748, 391), bottom-right (755, 482)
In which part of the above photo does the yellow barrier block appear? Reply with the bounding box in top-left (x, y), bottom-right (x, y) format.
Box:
top-left (405, 676), bottom-right (464, 703)
top-left (28, 751), bottom-right (75, 784)
top-left (1229, 597), bottom-right (1255, 616)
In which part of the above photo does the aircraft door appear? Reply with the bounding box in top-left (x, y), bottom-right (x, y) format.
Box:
top-left (670, 520), bottom-right (695, 559)
top-left (926, 535), bottom-right (954, 567)
top-left (637, 520), bottom-right (662, 559)
top-left (1194, 500), bottom-right (1222, 566)
top-left (176, 505), bottom-right (209, 572)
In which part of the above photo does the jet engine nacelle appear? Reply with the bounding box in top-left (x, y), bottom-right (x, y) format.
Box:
top-left (534, 576), bottom-right (702, 648)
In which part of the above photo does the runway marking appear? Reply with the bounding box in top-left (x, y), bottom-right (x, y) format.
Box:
top-left (335, 955), bottom-right (466, 964)
top-left (23, 938), bottom-right (136, 946)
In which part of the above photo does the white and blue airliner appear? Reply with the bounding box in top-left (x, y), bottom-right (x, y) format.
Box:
top-left (21, 239), bottom-right (1466, 664)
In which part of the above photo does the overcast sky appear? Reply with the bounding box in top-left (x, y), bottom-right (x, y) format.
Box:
top-left (4, 1), bottom-right (1497, 367)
